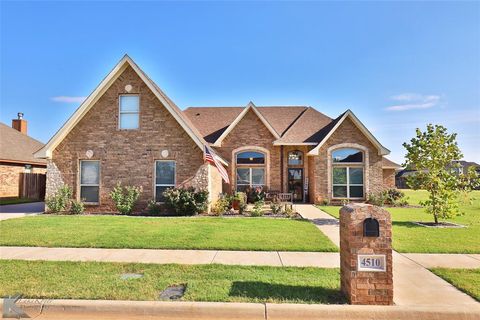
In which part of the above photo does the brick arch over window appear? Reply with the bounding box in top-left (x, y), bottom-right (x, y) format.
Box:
top-left (232, 146), bottom-right (270, 190)
top-left (327, 143), bottom-right (369, 199)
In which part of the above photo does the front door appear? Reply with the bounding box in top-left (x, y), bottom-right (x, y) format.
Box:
top-left (288, 168), bottom-right (303, 202)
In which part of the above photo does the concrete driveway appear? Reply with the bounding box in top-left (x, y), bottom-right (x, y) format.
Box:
top-left (0, 202), bottom-right (44, 220)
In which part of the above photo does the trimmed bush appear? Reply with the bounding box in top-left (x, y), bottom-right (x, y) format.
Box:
top-left (211, 197), bottom-right (230, 216)
top-left (146, 200), bottom-right (162, 216)
top-left (110, 183), bottom-right (142, 215)
top-left (250, 200), bottom-right (265, 217)
top-left (45, 185), bottom-right (73, 213)
top-left (163, 187), bottom-right (209, 216)
top-left (70, 200), bottom-right (85, 215)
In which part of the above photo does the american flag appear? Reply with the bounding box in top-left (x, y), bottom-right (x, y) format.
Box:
top-left (204, 145), bottom-right (230, 184)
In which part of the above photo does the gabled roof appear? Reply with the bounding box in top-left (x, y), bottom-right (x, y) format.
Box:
top-left (0, 122), bottom-right (46, 165)
top-left (273, 107), bottom-right (332, 145)
top-left (209, 102), bottom-right (281, 147)
top-left (307, 110), bottom-right (390, 156)
top-left (382, 157), bottom-right (402, 169)
top-left (34, 55), bottom-right (208, 159)
top-left (183, 105), bottom-right (333, 145)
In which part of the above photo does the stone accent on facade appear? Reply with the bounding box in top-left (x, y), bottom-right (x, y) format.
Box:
top-left (45, 160), bottom-right (64, 198)
top-left (340, 203), bottom-right (393, 305)
top-left (0, 162), bottom-right (46, 198)
top-left (382, 168), bottom-right (396, 189)
top-left (311, 117), bottom-right (384, 204)
top-left (49, 66), bottom-right (205, 213)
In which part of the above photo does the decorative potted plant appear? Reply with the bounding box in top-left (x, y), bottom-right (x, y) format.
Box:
top-left (231, 192), bottom-right (241, 210)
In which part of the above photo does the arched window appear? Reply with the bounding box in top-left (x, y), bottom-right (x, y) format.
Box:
top-left (332, 148), bottom-right (364, 199)
top-left (236, 151), bottom-right (265, 191)
top-left (288, 150), bottom-right (303, 166)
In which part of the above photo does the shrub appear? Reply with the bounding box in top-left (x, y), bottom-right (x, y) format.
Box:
top-left (163, 187), bottom-right (209, 216)
top-left (110, 182), bottom-right (142, 215)
top-left (245, 186), bottom-right (266, 203)
top-left (211, 197), bottom-right (230, 216)
top-left (146, 200), bottom-right (162, 216)
top-left (69, 200), bottom-right (85, 215)
top-left (270, 200), bottom-right (283, 215)
top-left (367, 189), bottom-right (408, 207)
top-left (250, 200), bottom-right (265, 217)
top-left (45, 185), bottom-right (73, 213)
top-left (283, 205), bottom-right (296, 218)
top-left (321, 199), bottom-right (330, 206)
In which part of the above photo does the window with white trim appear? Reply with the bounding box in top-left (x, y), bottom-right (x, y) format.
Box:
top-left (332, 148), bottom-right (364, 198)
top-left (119, 95), bottom-right (139, 129)
top-left (155, 160), bottom-right (175, 202)
top-left (235, 151), bottom-right (265, 191)
top-left (80, 160), bottom-right (100, 203)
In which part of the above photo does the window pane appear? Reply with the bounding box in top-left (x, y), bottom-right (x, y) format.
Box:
top-left (333, 186), bottom-right (347, 198)
top-left (156, 186), bottom-right (170, 202)
top-left (80, 161), bottom-right (99, 184)
top-left (332, 148), bottom-right (363, 163)
top-left (120, 95), bottom-right (139, 112)
top-left (80, 186), bottom-right (99, 203)
top-left (156, 161), bottom-right (175, 185)
top-left (236, 185), bottom-right (249, 192)
top-left (349, 168), bottom-right (363, 184)
top-left (350, 186), bottom-right (364, 198)
top-left (236, 152), bottom-right (265, 164)
top-left (288, 151), bottom-right (303, 165)
top-left (251, 168), bottom-right (265, 185)
top-left (120, 113), bottom-right (139, 129)
top-left (236, 168), bottom-right (250, 185)
top-left (332, 167), bottom-right (347, 184)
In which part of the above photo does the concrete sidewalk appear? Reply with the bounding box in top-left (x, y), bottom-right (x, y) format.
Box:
top-left (0, 246), bottom-right (340, 268)
top-left (295, 204), bottom-right (479, 307)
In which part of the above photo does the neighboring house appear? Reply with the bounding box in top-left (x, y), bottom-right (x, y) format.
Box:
top-left (396, 161), bottom-right (480, 189)
top-left (0, 114), bottom-right (47, 199)
top-left (34, 55), bottom-right (400, 212)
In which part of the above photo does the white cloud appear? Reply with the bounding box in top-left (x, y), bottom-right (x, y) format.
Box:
top-left (385, 93), bottom-right (440, 112)
top-left (51, 96), bottom-right (86, 103)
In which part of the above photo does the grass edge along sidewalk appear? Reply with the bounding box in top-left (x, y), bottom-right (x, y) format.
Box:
top-left (430, 268), bottom-right (480, 302)
top-left (0, 259), bottom-right (344, 304)
top-left (0, 216), bottom-right (337, 252)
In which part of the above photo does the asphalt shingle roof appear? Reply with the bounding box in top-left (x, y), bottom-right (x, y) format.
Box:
top-left (0, 122), bottom-right (46, 165)
top-left (183, 106), bottom-right (332, 144)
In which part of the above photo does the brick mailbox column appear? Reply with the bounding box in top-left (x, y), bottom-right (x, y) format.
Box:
top-left (340, 203), bottom-right (393, 305)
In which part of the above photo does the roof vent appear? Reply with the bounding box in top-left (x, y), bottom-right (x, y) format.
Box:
top-left (17, 112), bottom-right (24, 120)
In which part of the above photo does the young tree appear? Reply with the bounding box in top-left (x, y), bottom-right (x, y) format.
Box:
top-left (403, 124), bottom-right (479, 224)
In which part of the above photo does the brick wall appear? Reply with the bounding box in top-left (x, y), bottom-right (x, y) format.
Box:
top-left (214, 109), bottom-right (282, 192)
top-left (382, 169), bottom-right (396, 189)
top-left (340, 204), bottom-right (393, 305)
top-left (0, 162), bottom-right (46, 198)
top-left (311, 117), bottom-right (384, 203)
top-left (48, 66), bottom-right (204, 212)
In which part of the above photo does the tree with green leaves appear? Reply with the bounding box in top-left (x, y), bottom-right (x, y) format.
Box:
top-left (403, 124), bottom-right (479, 224)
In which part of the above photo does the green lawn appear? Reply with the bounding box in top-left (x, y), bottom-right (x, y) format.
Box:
top-left (0, 215), bottom-right (337, 252)
top-left (0, 197), bottom-right (39, 205)
top-left (319, 190), bottom-right (480, 253)
top-left (431, 268), bottom-right (480, 301)
top-left (0, 260), bottom-right (344, 304)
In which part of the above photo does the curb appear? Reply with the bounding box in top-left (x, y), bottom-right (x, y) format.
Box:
top-left (2, 299), bottom-right (480, 320)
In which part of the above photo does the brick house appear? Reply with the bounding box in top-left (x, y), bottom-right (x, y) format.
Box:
top-left (35, 55), bottom-right (400, 212)
top-left (1, 114), bottom-right (47, 199)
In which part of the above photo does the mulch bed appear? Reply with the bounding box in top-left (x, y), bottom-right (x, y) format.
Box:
top-left (411, 221), bottom-right (466, 228)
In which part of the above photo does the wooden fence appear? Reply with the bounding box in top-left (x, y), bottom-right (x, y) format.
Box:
top-left (19, 173), bottom-right (46, 200)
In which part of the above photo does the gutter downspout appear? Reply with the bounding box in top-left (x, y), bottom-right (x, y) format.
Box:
top-left (280, 145), bottom-right (284, 192)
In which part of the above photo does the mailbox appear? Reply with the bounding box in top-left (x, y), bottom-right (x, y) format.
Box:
top-left (363, 218), bottom-right (380, 237)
